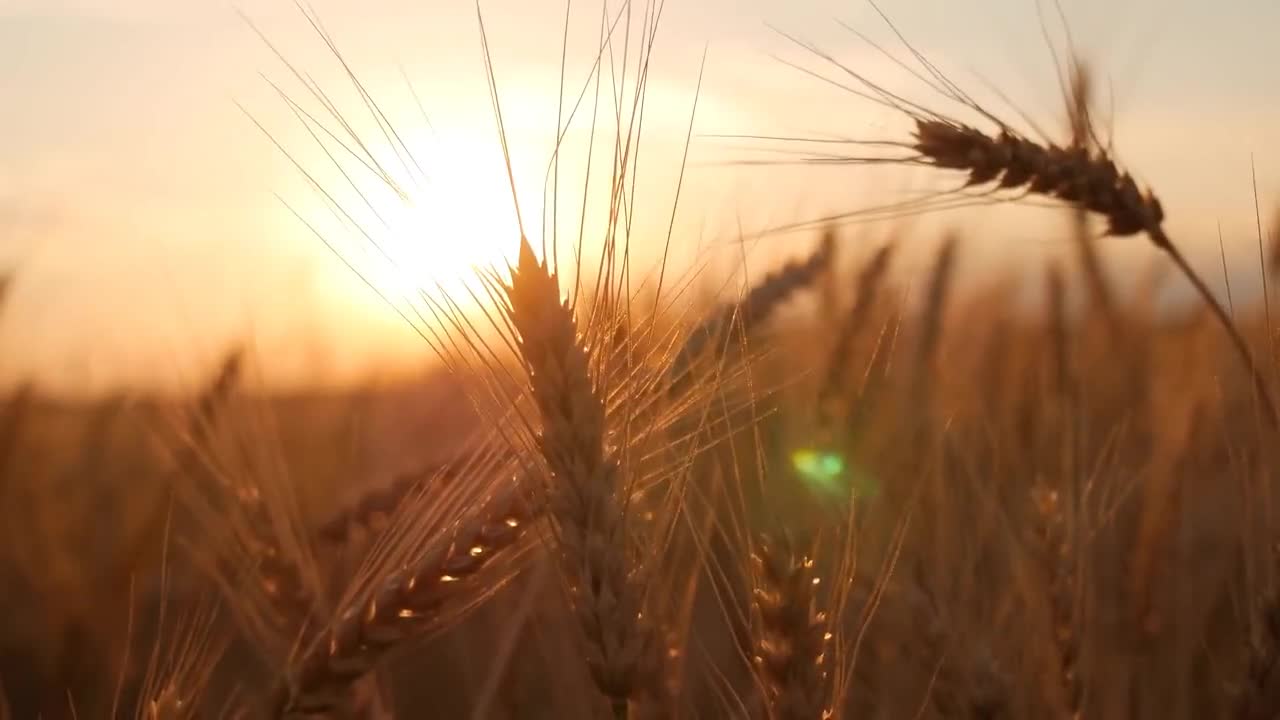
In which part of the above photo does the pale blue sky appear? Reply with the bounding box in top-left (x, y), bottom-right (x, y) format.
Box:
top-left (1, 0), bottom-right (1277, 393)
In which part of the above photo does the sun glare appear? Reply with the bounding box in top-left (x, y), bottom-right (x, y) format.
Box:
top-left (382, 142), bottom-right (526, 299)
top-left (312, 125), bottom-right (539, 323)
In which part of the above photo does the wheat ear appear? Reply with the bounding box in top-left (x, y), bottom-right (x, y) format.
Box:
top-left (907, 235), bottom-right (958, 423)
top-left (670, 231), bottom-right (835, 391)
top-left (1063, 64), bottom-right (1117, 330)
top-left (910, 118), bottom-right (1277, 427)
top-left (186, 352), bottom-right (315, 634)
top-left (275, 479), bottom-right (535, 716)
top-left (749, 533), bottom-right (832, 720)
top-left (505, 238), bottom-right (665, 718)
top-left (817, 241), bottom-right (895, 426)
top-left (1032, 487), bottom-right (1082, 719)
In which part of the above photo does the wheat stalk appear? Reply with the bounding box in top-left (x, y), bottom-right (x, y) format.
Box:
top-left (1267, 204), bottom-right (1280, 277)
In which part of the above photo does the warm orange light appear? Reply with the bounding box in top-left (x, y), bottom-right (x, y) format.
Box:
top-left (363, 129), bottom-right (529, 310)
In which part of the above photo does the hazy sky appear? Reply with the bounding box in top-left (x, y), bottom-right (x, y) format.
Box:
top-left (2, 0), bottom-right (1278, 394)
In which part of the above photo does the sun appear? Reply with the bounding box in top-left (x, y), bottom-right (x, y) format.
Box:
top-left (318, 126), bottom-right (538, 321)
top-left (386, 147), bottom-right (527, 294)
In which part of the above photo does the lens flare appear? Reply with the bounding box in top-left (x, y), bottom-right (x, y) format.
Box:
top-left (789, 447), bottom-right (878, 499)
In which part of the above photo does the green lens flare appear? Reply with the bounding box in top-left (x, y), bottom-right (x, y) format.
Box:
top-left (790, 448), bottom-right (845, 491)
top-left (789, 447), bottom-right (878, 499)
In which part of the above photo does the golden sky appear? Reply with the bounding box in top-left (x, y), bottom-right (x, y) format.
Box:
top-left (2, 0), bottom-right (1278, 394)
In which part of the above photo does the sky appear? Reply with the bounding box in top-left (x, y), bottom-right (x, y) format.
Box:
top-left (1, 0), bottom-right (1278, 395)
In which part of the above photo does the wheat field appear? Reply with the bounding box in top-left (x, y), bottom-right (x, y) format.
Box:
top-left (2, 2), bottom-right (1280, 719)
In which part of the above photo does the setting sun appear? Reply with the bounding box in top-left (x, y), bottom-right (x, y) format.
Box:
top-left (267, 100), bottom-right (548, 337)
top-left (348, 129), bottom-right (529, 307)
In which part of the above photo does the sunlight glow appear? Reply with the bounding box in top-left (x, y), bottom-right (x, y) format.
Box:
top-left (363, 129), bottom-right (530, 308)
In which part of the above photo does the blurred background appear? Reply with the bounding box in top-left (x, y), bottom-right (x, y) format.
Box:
top-left (2, 0), bottom-right (1277, 394)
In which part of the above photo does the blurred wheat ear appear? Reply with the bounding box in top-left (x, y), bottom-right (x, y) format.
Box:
top-left (817, 240), bottom-right (894, 428)
top-left (669, 231), bottom-right (835, 394)
top-left (1031, 484), bottom-right (1083, 719)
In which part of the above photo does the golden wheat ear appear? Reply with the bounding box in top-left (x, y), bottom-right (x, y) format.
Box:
top-left (503, 236), bottom-right (668, 718)
top-left (277, 495), bottom-right (536, 716)
top-left (275, 439), bottom-right (535, 717)
top-left (748, 532), bottom-right (833, 720)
